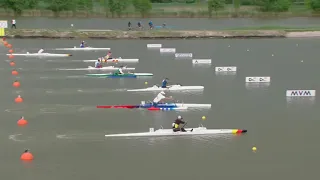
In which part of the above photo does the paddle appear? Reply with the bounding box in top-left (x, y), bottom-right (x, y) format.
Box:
top-left (181, 122), bottom-right (193, 132)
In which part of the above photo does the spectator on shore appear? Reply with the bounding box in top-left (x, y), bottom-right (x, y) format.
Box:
top-left (128, 21), bottom-right (132, 30)
top-left (11, 19), bottom-right (16, 29)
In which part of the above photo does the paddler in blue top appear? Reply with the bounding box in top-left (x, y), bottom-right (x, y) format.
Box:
top-left (161, 78), bottom-right (169, 88)
top-left (148, 21), bottom-right (153, 29)
top-left (95, 59), bottom-right (102, 68)
top-left (80, 41), bottom-right (86, 48)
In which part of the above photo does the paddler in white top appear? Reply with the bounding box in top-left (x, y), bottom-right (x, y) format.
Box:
top-left (38, 49), bottom-right (44, 54)
top-left (114, 66), bottom-right (124, 75)
top-left (95, 59), bottom-right (102, 68)
top-left (152, 91), bottom-right (172, 107)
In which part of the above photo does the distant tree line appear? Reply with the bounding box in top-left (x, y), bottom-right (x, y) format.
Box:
top-left (0, 0), bottom-right (320, 17)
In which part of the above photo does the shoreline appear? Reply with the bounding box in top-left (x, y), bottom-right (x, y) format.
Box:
top-left (3, 29), bottom-right (320, 39)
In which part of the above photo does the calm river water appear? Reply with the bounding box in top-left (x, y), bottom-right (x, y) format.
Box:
top-left (0, 38), bottom-right (319, 179)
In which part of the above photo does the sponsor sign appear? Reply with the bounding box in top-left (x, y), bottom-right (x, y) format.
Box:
top-left (147, 44), bottom-right (162, 48)
top-left (286, 90), bottom-right (316, 97)
top-left (160, 48), bottom-right (176, 53)
top-left (245, 77), bottom-right (271, 83)
top-left (192, 59), bottom-right (211, 64)
top-left (175, 53), bottom-right (193, 58)
top-left (215, 66), bottom-right (237, 72)
top-left (0, 21), bottom-right (8, 28)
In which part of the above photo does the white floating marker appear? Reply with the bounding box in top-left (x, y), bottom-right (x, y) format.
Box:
top-left (192, 59), bottom-right (211, 64)
top-left (147, 44), bottom-right (162, 48)
top-left (175, 53), bottom-right (192, 58)
top-left (215, 66), bottom-right (237, 72)
top-left (245, 77), bottom-right (270, 83)
top-left (160, 48), bottom-right (176, 53)
top-left (286, 90), bottom-right (316, 97)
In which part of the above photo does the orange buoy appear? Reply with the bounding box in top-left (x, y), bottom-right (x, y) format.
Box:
top-left (7, 44), bottom-right (12, 48)
top-left (9, 61), bottom-right (15, 66)
top-left (15, 95), bottom-right (23, 103)
top-left (17, 116), bottom-right (28, 126)
top-left (20, 150), bottom-right (34, 161)
top-left (9, 54), bottom-right (14, 59)
top-left (3, 41), bottom-right (8, 45)
top-left (13, 80), bottom-right (20, 88)
top-left (11, 70), bottom-right (18, 76)
top-left (9, 49), bottom-right (13, 53)
top-left (3, 37), bottom-right (6, 41)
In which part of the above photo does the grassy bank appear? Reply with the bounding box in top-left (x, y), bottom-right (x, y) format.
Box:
top-left (4, 26), bottom-right (320, 39)
top-left (2, 28), bottom-right (286, 39)
top-left (0, 4), bottom-right (318, 18)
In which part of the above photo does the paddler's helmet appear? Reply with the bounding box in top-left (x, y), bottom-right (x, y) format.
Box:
top-left (177, 115), bottom-right (182, 120)
top-left (160, 91), bottom-right (165, 95)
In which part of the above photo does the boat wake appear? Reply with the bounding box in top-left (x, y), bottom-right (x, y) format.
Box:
top-left (39, 75), bottom-right (89, 80)
top-left (105, 134), bottom-right (234, 146)
top-left (56, 132), bottom-right (106, 142)
top-left (5, 104), bottom-right (98, 114)
top-left (8, 134), bottom-right (29, 142)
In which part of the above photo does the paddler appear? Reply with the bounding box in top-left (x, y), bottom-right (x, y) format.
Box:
top-left (161, 78), bottom-right (169, 88)
top-left (80, 41), bottom-right (86, 48)
top-left (162, 23), bottom-right (166, 28)
top-left (172, 115), bottom-right (188, 132)
top-left (152, 91), bottom-right (172, 107)
top-left (114, 66), bottom-right (124, 75)
top-left (95, 59), bottom-right (102, 68)
top-left (148, 21), bottom-right (153, 29)
top-left (105, 51), bottom-right (112, 59)
top-left (38, 48), bottom-right (44, 53)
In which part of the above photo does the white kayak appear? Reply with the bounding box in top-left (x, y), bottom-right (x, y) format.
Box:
top-left (174, 103), bottom-right (211, 108)
top-left (82, 58), bottom-right (139, 63)
top-left (55, 47), bottom-right (110, 51)
top-left (127, 85), bottom-right (204, 92)
top-left (57, 66), bottom-right (135, 71)
top-left (105, 125), bottom-right (247, 137)
top-left (7, 53), bottom-right (71, 57)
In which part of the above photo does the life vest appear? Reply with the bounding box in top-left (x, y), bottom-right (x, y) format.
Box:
top-left (172, 123), bottom-right (179, 128)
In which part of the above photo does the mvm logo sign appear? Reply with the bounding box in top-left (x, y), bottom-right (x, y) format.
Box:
top-left (286, 90), bottom-right (316, 97)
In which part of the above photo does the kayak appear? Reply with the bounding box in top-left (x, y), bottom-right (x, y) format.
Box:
top-left (97, 101), bottom-right (211, 110)
top-left (127, 85), bottom-right (204, 92)
top-left (55, 47), bottom-right (110, 51)
top-left (82, 58), bottom-right (139, 63)
top-left (7, 53), bottom-right (72, 57)
top-left (57, 66), bottom-right (135, 71)
top-left (86, 73), bottom-right (153, 78)
top-left (105, 125), bottom-right (247, 137)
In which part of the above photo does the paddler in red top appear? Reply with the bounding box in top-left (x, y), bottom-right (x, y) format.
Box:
top-left (172, 115), bottom-right (190, 132)
top-left (105, 51), bottom-right (112, 59)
